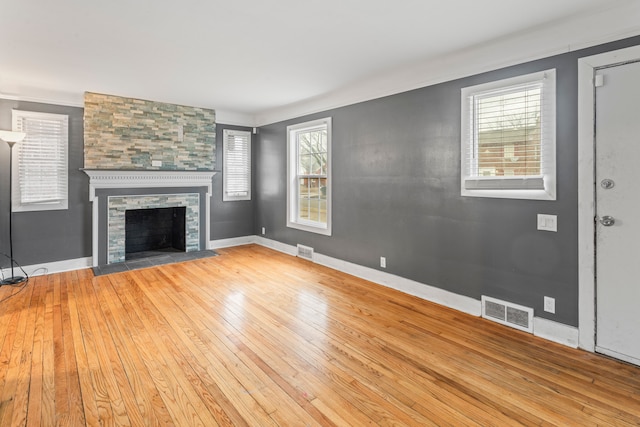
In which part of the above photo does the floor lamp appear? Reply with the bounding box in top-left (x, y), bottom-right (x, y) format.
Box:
top-left (0, 130), bottom-right (27, 285)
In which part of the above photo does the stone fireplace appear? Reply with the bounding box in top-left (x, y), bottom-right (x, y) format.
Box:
top-left (84, 170), bottom-right (216, 266)
top-left (82, 92), bottom-right (217, 267)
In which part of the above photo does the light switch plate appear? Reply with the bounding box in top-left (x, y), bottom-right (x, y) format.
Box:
top-left (537, 214), bottom-right (557, 232)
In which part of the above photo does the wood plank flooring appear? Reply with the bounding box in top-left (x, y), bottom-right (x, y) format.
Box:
top-left (1, 244), bottom-right (639, 426)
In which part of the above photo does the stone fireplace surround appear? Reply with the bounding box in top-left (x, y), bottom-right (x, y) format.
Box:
top-left (84, 170), bottom-right (216, 267)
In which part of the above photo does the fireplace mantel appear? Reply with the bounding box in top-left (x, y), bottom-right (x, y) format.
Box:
top-left (82, 169), bottom-right (217, 266)
top-left (83, 169), bottom-right (217, 200)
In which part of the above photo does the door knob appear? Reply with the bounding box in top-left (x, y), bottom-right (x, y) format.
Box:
top-left (599, 215), bottom-right (615, 226)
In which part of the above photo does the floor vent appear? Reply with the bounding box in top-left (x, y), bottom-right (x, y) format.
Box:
top-left (296, 244), bottom-right (314, 261)
top-left (481, 296), bottom-right (533, 333)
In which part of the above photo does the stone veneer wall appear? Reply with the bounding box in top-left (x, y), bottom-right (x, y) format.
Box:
top-left (84, 92), bottom-right (215, 170)
top-left (108, 193), bottom-right (200, 263)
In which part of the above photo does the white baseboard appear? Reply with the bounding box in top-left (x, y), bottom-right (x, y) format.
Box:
top-left (251, 237), bottom-right (582, 348)
top-left (210, 236), bottom-right (581, 348)
top-left (533, 317), bottom-right (579, 348)
top-left (1, 256), bottom-right (93, 278)
top-left (312, 251), bottom-right (481, 316)
top-left (15, 237), bottom-right (578, 350)
top-left (209, 235), bottom-right (256, 249)
top-left (252, 236), bottom-right (298, 256)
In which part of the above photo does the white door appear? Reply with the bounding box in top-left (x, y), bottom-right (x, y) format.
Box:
top-left (595, 60), bottom-right (640, 366)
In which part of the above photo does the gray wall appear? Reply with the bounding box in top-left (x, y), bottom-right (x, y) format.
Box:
top-left (0, 99), bottom-right (92, 265)
top-left (0, 102), bottom-right (255, 268)
top-left (211, 124), bottom-right (256, 240)
top-left (255, 35), bottom-right (640, 328)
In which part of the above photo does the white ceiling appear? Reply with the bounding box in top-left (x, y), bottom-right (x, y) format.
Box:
top-left (1, 0), bottom-right (639, 126)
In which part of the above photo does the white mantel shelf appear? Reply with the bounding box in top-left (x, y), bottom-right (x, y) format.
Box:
top-left (82, 169), bottom-right (217, 200)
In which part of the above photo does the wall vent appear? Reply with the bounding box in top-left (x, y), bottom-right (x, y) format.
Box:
top-left (296, 244), bottom-right (314, 261)
top-left (481, 296), bottom-right (534, 333)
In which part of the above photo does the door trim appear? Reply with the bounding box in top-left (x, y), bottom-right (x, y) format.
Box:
top-left (577, 45), bottom-right (640, 352)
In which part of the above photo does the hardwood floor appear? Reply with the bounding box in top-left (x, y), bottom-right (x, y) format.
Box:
top-left (1, 244), bottom-right (639, 426)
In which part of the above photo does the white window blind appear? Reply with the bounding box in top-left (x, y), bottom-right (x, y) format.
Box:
top-left (461, 69), bottom-right (556, 200)
top-left (12, 110), bottom-right (69, 212)
top-left (223, 129), bottom-right (251, 201)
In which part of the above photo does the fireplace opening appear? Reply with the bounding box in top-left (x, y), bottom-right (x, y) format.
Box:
top-left (125, 207), bottom-right (186, 260)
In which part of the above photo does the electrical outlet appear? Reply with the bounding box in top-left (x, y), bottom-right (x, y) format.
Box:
top-left (261, 227), bottom-right (266, 235)
top-left (380, 257), bottom-right (386, 268)
top-left (544, 296), bottom-right (555, 314)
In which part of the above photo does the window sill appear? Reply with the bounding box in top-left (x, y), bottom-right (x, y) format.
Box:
top-left (286, 220), bottom-right (332, 236)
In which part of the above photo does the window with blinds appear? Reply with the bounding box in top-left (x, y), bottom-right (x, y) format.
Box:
top-left (222, 129), bottom-right (251, 201)
top-left (12, 110), bottom-right (69, 212)
top-left (286, 117), bottom-right (332, 236)
top-left (461, 69), bottom-right (556, 200)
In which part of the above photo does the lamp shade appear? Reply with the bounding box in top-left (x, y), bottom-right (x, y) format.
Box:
top-left (0, 130), bottom-right (26, 143)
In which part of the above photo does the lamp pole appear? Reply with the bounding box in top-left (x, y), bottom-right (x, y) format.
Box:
top-left (1, 130), bottom-right (27, 285)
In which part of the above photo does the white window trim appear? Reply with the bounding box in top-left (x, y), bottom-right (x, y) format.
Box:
top-left (286, 117), bottom-right (332, 236)
top-left (12, 110), bottom-right (69, 212)
top-left (222, 129), bottom-right (251, 201)
top-left (460, 69), bottom-right (556, 200)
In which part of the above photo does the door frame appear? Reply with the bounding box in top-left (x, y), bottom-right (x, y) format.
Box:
top-left (577, 45), bottom-right (640, 352)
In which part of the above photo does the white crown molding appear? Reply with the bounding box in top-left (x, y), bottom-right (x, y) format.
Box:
top-left (4, 2), bottom-right (639, 129)
top-left (254, 1), bottom-right (640, 126)
top-left (0, 92), bottom-right (84, 108)
top-left (215, 110), bottom-right (255, 127)
top-left (0, 95), bottom-right (254, 127)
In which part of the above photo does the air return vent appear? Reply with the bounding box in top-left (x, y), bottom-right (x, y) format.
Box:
top-left (296, 244), bottom-right (314, 261)
top-left (481, 296), bottom-right (533, 333)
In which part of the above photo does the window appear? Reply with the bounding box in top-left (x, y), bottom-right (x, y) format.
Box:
top-left (287, 117), bottom-right (332, 235)
top-left (222, 129), bottom-right (251, 201)
top-left (461, 69), bottom-right (556, 200)
top-left (12, 110), bottom-right (69, 212)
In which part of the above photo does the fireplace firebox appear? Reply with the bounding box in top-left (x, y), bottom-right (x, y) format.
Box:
top-left (125, 207), bottom-right (187, 259)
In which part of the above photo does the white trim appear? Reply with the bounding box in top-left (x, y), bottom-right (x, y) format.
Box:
top-left (286, 118), bottom-right (332, 236)
top-left (460, 69), bottom-right (556, 200)
top-left (215, 110), bottom-right (254, 127)
top-left (222, 129), bottom-right (252, 202)
top-left (255, 2), bottom-right (640, 126)
top-left (252, 236), bottom-right (480, 315)
top-left (209, 236), bottom-right (255, 249)
top-left (577, 44), bottom-right (640, 352)
top-left (4, 235), bottom-right (578, 348)
top-left (596, 346), bottom-right (640, 367)
top-left (253, 236), bottom-right (298, 256)
top-left (0, 95), bottom-right (254, 127)
top-left (83, 170), bottom-right (216, 201)
top-left (12, 110), bottom-right (70, 212)
top-left (1, 257), bottom-right (92, 278)
top-left (0, 93), bottom-right (84, 108)
top-left (534, 317), bottom-right (579, 348)
top-left (313, 251), bottom-right (481, 317)
top-left (250, 237), bottom-right (579, 346)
